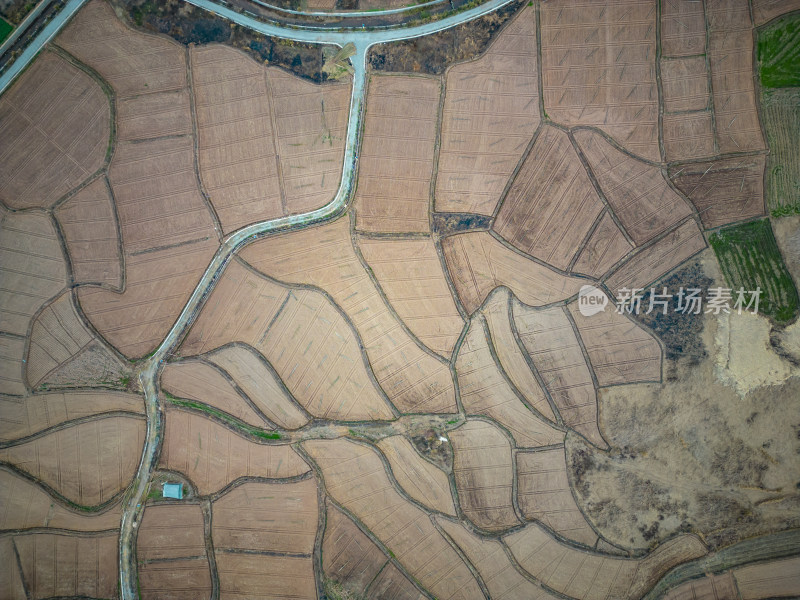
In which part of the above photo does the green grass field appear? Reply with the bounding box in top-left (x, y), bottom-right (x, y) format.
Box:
top-left (757, 12), bottom-right (800, 88)
top-left (709, 219), bottom-right (799, 323)
top-left (0, 17), bottom-right (13, 44)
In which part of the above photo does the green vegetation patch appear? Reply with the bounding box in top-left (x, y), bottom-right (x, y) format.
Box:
top-left (757, 12), bottom-right (800, 87)
top-left (0, 17), bottom-right (13, 44)
top-left (762, 88), bottom-right (800, 214)
top-left (708, 219), bottom-right (799, 323)
top-left (167, 396), bottom-right (281, 440)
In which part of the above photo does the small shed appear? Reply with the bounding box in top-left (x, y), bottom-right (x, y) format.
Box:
top-left (162, 482), bottom-right (183, 500)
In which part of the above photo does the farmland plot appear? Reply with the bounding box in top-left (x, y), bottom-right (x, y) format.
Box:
top-left (0, 335), bottom-right (26, 396)
top-left (241, 219), bottom-right (456, 414)
top-left (436, 517), bottom-right (561, 600)
top-left (159, 408), bottom-right (309, 494)
top-left (494, 125), bottom-right (603, 271)
top-left (606, 219), bottom-right (707, 291)
top-left (707, 0), bottom-right (766, 153)
top-left (14, 531), bottom-right (118, 600)
top-left (752, 0), bottom-right (800, 25)
top-left (435, 6), bottom-right (539, 215)
top-left (0, 51), bottom-right (108, 209)
top-left (57, 0), bottom-right (186, 98)
top-left (0, 211), bottom-right (67, 337)
top-left (161, 360), bottom-right (269, 428)
top-left (117, 89), bottom-right (193, 141)
top-left (456, 319), bottom-right (564, 449)
top-left (670, 156), bottom-right (766, 229)
top-left (661, 0), bottom-right (707, 57)
top-left (137, 504), bottom-right (206, 561)
top-left (540, 0), bottom-right (660, 161)
top-left (449, 420), bottom-right (521, 531)
top-left (215, 552), bottom-right (316, 600)
top-left (323, 502), bottom-right (389, 594)
top-left (0, 415), bottom-right (145, 506)
top-left (660, 57), bottom-right (715, 160)
top-left (0, 468), bottom-right (121, 531)
top-left (733, 555), bottom-right (800, 599)
top-left (138, 559), bottom-right (212, 600)
top-left (366, 563), bottom-right (428, 599)
top-left (182, 260), bottom-right (393, 421)
top-left (358, 236), bottom-right (464, 357)
top-left (54, 177), bottom-right (122, 288)
top-left (0, 390), bottom-right (143, 441)
top-left (571, 211), bottom-right (634, 278)
top-left (505, 523), bottom-right (707, 600)
top-left (377, 434), bottom-right (456, 515)
top-left (207, 345), bottom-right (309, 430)
top-left (77, 134), bottom-right (218, 358)
top-left (662, 111), bottom-right (716, 161)
top-left (512, 301), bottom-right (605, 448)
top-left (303, 438), bottom-right (483, 599)
top-left (516, 447), bottom-right (598, 547)
top-left (0, 535), bottom-right (26, 599)
top-left (662, 571), bottom-right (739, 600)
top-left (441, 231), bottom-right (584, 314)
top-left (354, 74), bottom-right (439, 233)
top-left (574, 129), bottom-right (693, 244)
top-left (567, 295), bottom-right (662, 386)
top-left (480, 288), bottom-right (556, 421)
top-left (212, 479), bottom-right (317, 553)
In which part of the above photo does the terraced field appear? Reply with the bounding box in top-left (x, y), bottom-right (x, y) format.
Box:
top-left (2, 0), bottom-right (799, 598)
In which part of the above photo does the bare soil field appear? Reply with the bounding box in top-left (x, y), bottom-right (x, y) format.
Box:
top-left (182, 260), bottom-right (393, 421)
top-left (494, 125), bottom-right (604, 271)
top-left (661, 56), bottom-right (710, 113)
top-left (752, 0), bottom-right (800, 25)
top-left (207, 345), bottom-right (309, 429)
top-left (706, 0), bottom-right (766, 154)
top-left (161, 360), bottom-right (269, 428)
top-left (0, 467), bottom-right (122, 531)
top-left (512, 301), bottom-right (605, 448)
top-left (377, 434), bottom-right (455, 515)
top-left (191, 44), bottom-right (282, 232)
top-left (480, 288), bottom-right (556, 421)
top-left (0, 536), bottom-right (25, 599)
top-left (734, 555), bottom-right (800, 598)
top-left (540, 1), bottom-right (660, 161)
top-left (0, 414), bottom-right (145, 506)
top-left (57, 0), bottom-right (187, 99)
top-left (323, 502), bottom-right (390, 595)
top-left (504, 523), bottom-right (706, 600)
top-left (241, 219), bottom-right (456, 414)
top-left (567, 295), bottom-right (662, 386)
top-left (212, 479), bottom-right (317, 553)
top-left (303, 438), bottom-right (483, 599)
top-left (574, 129), bottom-right (693, 244)
top-left (0, 211), bottom-right (67, 337)
top-left (660, 0), bottom-right (707, 56)
top-left (441, 231), bottom-right (584, 314)
top-left (366, 562), bottom-right (427, 599)
top-left (26, 291), bottom-right (96, 388)
top-left (449, 420), bottom-right (520, 531)
top-left (0, 334), bottom-right (26, 396)
top-left (436, 517), bottom-right (561, 600)
top-left (117, 89), bottom-right (193, 141)
top-left (0, 51), bottom-right (109, 209)
top-left (662, 111), bottom-right (716, 161)
top-left (216, 551), bottom-right (316, 600)
top-left (516, 447), bottom-right (598, 547)
top-left (435, 6), bottom-right (539, 216)
top-left (137, 503), bottom-right (206, 561)
top-left (357, 236), bottom-right (464, 357)
top-left (54, 177), bottom-right (122, 288)
top-left (606, 219), bottom-right (707, 291)
top-left (456, 319), bottom-right (564, 449)
top-left (571, 211), bottom-right (634, 278)
top-left (159, 407), bottom-right (310, 494)
top-left (662, 571), bottom-right (739, 600)
top-left (138, 558), bottom-right (212, 600)
top-left (269, 67), bottom-right (350, 216)
top-left (670, 156), bottom-right (766, 229)
top-left (355, 74), bottom-right (439, 233)
top-left (0, 390), bottom-right (143, 441)
top-left (14, 531), bottom-right (119, 600)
